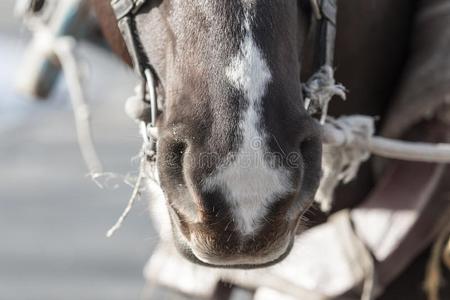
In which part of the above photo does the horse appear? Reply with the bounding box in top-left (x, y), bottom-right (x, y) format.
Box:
top-left (89, 0), bottom-right (450, 287)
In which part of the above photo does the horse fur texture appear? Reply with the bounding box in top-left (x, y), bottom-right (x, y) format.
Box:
top-left (90, 2), bottom-right (450, 294)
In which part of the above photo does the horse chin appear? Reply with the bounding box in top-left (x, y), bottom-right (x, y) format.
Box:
top-left (173, 234), bottom-right (295, 270)
top-left (168, 218), bottom-right (295, 269)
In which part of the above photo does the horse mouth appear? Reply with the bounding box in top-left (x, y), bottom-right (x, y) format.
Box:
top-left (172, 229), bottom-right (295, 269)
top-left (192, 240), bottom-right (295, 269)
top-left (168, 206), bottom-right (296, 269)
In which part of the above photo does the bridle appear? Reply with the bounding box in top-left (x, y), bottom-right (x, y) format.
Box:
top-left (109, 0), bottom-right (338, 158)
top-left (309, 0), bottom-right (337, 69)
top-left (110, 0), bottom-right (158, 158)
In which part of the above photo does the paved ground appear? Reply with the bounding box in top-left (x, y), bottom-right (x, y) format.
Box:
top-left (0, 4), bottom-right (157, 299)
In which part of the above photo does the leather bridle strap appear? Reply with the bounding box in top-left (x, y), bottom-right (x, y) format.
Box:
top-left (111, 0), bottom-right (158, 126)
top-left (310, 0), bottom-right (338, 69)
top-left (110, 0), bottom-right (158, 157)
top-left (110, 0), bottom-right (148, 76)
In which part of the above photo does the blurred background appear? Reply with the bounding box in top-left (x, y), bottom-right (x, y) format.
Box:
top-left (0, 1), bottom-right (158, 299)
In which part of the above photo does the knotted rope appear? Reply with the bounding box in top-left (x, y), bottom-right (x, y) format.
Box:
top-left (303, 66), bottom-right (347, 124)
top-left (316, 116), bottom-right (374, 212)
top-left (106, 82), bottom-right (157, 237)
top-left (304, 66), bottom-right (450, 212)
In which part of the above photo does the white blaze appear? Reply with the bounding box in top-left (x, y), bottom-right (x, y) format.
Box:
top-left (203, 11), bottom-right (292, 235)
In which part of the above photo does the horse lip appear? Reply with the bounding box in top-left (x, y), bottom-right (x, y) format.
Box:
top-left (173, 233), bottom-right (296, 269)
top-left (190, 234), bottom-right (293, 267)
top-left (169, 212), bottom-right (296, 269)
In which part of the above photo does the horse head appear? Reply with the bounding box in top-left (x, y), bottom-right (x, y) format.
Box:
top-left (95, 0), bottom-right (322, 268)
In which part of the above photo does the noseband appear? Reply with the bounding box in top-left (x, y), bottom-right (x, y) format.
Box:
top-left (110, 0), bottom-right (158, 158)
top-left (109, 0), bottom-right (338, 158)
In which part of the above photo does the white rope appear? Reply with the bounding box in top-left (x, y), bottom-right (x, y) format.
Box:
top-left (322, 119), bottom-right (450, 163)
top-left (302, 66), bottom-right (450, 164)
top-left (52, 37), bottom-right (104, 176)
top-left (19, 6), bottom-right (105, 178)
top-left (106, 154), bottom-right (146, 237)
top-left (316, 114), bottom-right (450, 211)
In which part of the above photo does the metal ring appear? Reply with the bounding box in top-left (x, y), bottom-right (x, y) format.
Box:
top-left (144, 68), bottom-right (158, 128)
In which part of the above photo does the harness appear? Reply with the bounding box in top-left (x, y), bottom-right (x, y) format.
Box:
top-left (109, 0), bottom-right (339, 159)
